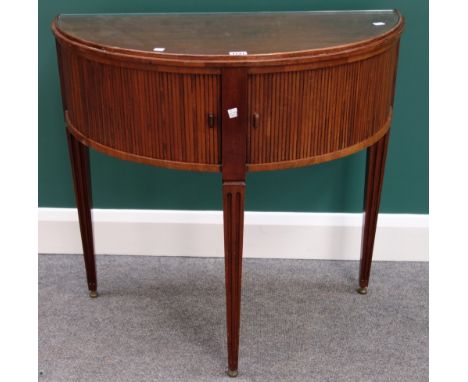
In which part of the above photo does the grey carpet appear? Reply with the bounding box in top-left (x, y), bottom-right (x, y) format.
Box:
top-left (39, 255), bottom-right (428, 382)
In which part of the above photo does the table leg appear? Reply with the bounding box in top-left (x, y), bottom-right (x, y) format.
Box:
top-left (223, 181), bottom-right (245, 378)
top-left (358, 132), bottom-right (390, 295)
top-left (66, 130), bottom-right (98, 298)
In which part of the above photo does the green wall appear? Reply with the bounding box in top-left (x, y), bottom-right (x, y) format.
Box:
top-left (39, 1), bottom-right (428, 213)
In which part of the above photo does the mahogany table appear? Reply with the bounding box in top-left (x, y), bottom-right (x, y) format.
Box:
top-left (52, 10), bottom-right (404, 377)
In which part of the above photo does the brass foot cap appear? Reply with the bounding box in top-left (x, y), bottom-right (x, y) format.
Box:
top-left (227, 369), bottom-right (238, 378)
top-left (356, 287), bottom-right (368, 295)
top-left (89, 290), bottom-right (98, 298)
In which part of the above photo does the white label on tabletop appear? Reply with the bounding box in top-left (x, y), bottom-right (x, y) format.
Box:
top-left (153, 47), bottom-right (166, 52)
top-left (227, 108), bottom-right (238, 119)
top-left (372, 22), bottom-right (386, 26)
top-left (229, 51), bottom-right (248, 56)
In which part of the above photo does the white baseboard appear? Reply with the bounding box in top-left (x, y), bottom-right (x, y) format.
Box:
top-left (38, 208), bottom-right (428, 261)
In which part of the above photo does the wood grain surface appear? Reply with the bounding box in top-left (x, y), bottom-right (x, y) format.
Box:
top-left (56, 11), bottom-right (400, 57)
top-left (247, 44), bottom-right (398, 170)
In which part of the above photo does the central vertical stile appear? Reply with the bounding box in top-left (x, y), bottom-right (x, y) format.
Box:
top-left (221, 67), bottom-right (248, 377)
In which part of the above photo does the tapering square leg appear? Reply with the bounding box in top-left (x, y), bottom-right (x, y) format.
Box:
top-left (66, 130), bottom-right (98, 298)
top-left (223, 181), bottom-right (245, 377)
top-left (358, 132), bottom-right (390, 294)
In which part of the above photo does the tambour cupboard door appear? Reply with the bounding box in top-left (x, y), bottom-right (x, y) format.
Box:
top-left (247, 44), bottom-right (399, 169)
top-left (58, 44), bottom-right (221, 166)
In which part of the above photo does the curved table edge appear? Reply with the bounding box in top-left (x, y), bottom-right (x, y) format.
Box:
top-left (51, 13), bottom-right (404, 68)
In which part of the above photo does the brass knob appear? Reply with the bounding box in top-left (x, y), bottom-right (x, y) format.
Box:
top-left (253, 112), bottom-right (260, 128)
top-left (208, 113), bottom-right (215, 128)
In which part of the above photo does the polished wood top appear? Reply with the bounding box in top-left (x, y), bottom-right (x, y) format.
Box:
top-left (56, 11), bottom-right (400, 58)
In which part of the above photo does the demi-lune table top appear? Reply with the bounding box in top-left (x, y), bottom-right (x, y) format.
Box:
top-left (55, 11), bottom-right (401, 59)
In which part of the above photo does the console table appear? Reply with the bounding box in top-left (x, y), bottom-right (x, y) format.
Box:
top-left (52, 10), bottom-right (404, 377)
